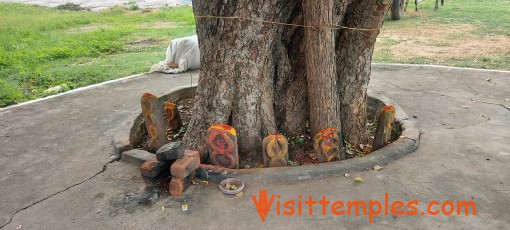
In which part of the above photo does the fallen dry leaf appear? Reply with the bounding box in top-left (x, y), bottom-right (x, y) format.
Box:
top-left (354, 177), bottom-right (364, 182)
top-left (344, 173), bottom-right (351, 178)
top-left (374, 165), bottom-right (382, 171)
top-left (235, 191), bottom-right (244, 197)
top-left (161, 206), bottom-right (165, 211)
top-left (181, 204), bottom-right (188, 211)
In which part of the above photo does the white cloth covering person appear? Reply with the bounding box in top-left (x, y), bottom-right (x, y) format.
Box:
top-left (150, 35), bottom-right (200, 74)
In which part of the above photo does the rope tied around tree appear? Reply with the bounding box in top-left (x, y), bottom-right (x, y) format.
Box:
top-left (194, 15), bottom-right (381, 32)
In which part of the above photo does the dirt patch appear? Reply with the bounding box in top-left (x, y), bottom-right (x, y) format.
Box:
top-left (66, 24), bottom-right (110, 33)
top-left (140, 21), bottom-right (177, 29)
top-left (401, 9), bottom-right (432, 18)
top-left (56, 3), bottom-right (88, 11)
top-left (125, 38), bottom-right (166, 51)
top-left (125, 38), bottom-right (160, 46)
top-left (376, 24), bottom-right (510, 60)
top-left (118, 8), bottom-right (157, 14)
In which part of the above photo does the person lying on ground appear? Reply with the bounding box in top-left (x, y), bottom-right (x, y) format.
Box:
top-left (150, 35), bottom-right (200, 74)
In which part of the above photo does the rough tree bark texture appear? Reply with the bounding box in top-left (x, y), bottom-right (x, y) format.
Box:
top-left (336, 0), bottom-right (391, 145)
top-left (303, 0), bottom-right (340, 135)
top-left (184, 0), bottom-right (391, 158)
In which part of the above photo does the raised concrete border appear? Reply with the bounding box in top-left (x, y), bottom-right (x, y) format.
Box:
top-left (0, 73), bottom-right (147, 112)
top-left (114, 86), bottom-right (420, 182)
top-left (372, 63), bottom-right (510, 73)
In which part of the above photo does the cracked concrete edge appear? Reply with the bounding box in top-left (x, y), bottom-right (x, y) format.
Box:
top-left (112, 84), bottom-right (198, 156)
top-left (474, 99), bottom-right (510, 112)
top-left (372, 63), bottom-right (510, 73)
top-left (0, 158), bottom-right (120, 229)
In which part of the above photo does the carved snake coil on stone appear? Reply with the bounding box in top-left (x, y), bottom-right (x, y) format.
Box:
top-left (208, 129), bottom-right (236, 169)
top-left (263, 135), bottom-right (288, 167)
top-left (313, 128), bottom-right (340, 163)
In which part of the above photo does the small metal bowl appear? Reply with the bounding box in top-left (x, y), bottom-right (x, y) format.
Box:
top-left (219, 178), bottom-right (244, 195)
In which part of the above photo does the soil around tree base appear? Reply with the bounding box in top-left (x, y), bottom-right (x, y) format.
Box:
top-left (134, 98), bottom-right (402, 168)
top-left (113, 86), bottom-right (420, 182)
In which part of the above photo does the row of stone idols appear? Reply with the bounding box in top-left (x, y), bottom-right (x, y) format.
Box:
top-left (141, 93), bottom-right (396, 170)
top-left (208, 125), bottom-right (346, 169)
top-left (207, 105), bottom-right (395, 169)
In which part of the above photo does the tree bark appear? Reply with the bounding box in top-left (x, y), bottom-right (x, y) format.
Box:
top-left (184, 0), bottom-right (391, 158)
top-left (186, 0), bottom-right (306, 156)
top-left (336, 0), bottom-right (391, 146)
top-left (303, 0), bottom-right (340, 135)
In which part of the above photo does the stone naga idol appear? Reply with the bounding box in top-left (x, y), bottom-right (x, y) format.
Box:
top-left (313, 128), bottom-right (345, 163)
top-left (163, 101), bottom-right (183, 132)
top-left (140, 93), bottom-right (168, 152)
top-left (207, 124), bottom-right (239, 169)
top-left (262, 134), bottom-right (289, 167)
top-left (372, 105), bottom-right (395, 151)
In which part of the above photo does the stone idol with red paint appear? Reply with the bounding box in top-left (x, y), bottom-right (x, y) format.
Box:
top-left (313, 128), bottom-right (345, 163)
top-left (164, 101), bottom-right (183, 132)
top-left (373, 105), bottom-right (395, 151)
top-left (207, 124), bottom-right (239, 169)
top-left (262, 134), bottom-right (289, 167)
top-left (140, 93), bottom-right (168, 152)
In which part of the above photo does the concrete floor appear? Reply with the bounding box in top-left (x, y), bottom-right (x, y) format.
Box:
top-left (1, 64), bottom-right (509, 229)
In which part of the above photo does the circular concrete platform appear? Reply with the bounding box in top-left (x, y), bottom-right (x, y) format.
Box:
top-left (114, 85), bottom-right (420, 182)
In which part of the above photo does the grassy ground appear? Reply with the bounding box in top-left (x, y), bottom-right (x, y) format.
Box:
top-left (0, 3), bottom-right (195, 107)
top-left (374, 0), bottom-right (510, 70)
top-left (1, 0), bottom-right (508, 107)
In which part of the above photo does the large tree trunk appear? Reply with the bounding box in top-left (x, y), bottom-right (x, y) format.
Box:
top-left (185, 0), bottom-right (391, 158)
top-left (186, 0), bottom-right (306, 156)
top-left (303, 0), bottom-right (340, 135)
top-left (336, 0), bottom-right (391, 146)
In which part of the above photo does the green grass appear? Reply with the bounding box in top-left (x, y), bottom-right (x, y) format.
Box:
top-left (430, 0), bottom-right (510, 36)
top-left (0, 3), bottom-right (196, 107)
top-left (1, 1), bottom-right (508, 107)
top-left (383, 0), bottom-right (510, 35)
top-left (375, 0), bottom-right (510, 70)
